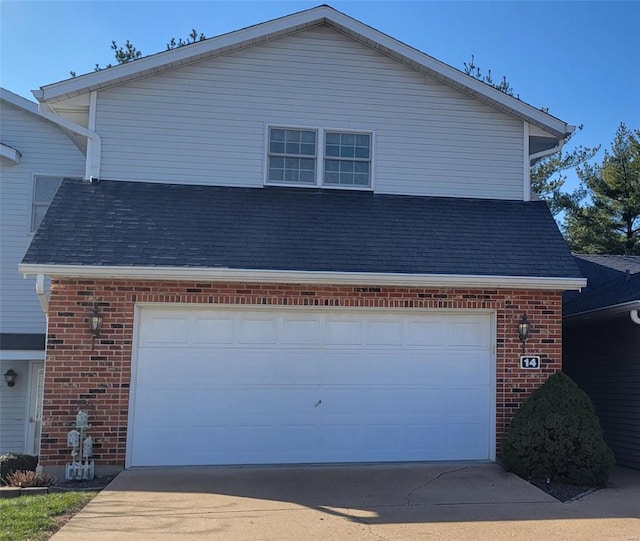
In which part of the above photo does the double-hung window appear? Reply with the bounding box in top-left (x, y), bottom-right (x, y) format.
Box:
top-left (267, 126), bottom-right (372, 189)
top-left (268, 128), bottom-right (317, 185)
top-left (324, 132), bottom-right (371, 187)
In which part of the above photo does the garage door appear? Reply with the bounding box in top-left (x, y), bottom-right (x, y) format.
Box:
top-left (128, 307), bottom-right (494, 466)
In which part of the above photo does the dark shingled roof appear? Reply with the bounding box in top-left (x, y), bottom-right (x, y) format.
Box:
top-left (574, 254), bottom-right (640, 275)
top-left (23, 179), bottom-right (582, 279)
top-left (563, 255), bottom-right (640, 315)
top-left (564, 272), bottom-right (640, 316)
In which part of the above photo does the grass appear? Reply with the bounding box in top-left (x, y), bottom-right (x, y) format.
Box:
top-left (0, 491), bottom-right (96, 541)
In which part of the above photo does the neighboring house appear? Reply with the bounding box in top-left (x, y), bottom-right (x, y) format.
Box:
top-left (563, 254), bottom-right (640, 470)
top-left (19, 6), bottom-right (585, 475)
top-left (0, 88), bottom-right (85, 455)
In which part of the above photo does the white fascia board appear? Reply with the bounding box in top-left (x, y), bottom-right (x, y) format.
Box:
top-left (33, 6), bottom-right (570, 137)
top-left (0, 350), bottom-right (45, 361)
top-left (19, 264), bottom-right (587, 291)
top-left (1, 87), bottom-right (39, 114)
top-left (0, 142), bottom-right (21, 164)
top-left (564, 300), bottom-right (640, 320)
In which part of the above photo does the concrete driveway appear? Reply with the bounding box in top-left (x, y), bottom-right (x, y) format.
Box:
top-left (52, 463), bottom-right (639, 540)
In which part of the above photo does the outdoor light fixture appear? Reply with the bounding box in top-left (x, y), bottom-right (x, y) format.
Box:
top-left (4, 369), bottom-right (17, 387)
top-left (518, 313), bottom-right (531, 343)
top-left (87, 306), bottom-right (103, 337)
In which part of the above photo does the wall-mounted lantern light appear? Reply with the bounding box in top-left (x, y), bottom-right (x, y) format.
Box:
top-left (518, 313), bottom-right (531, 342)
top-left (87, 306), bottom-right (103, 337)
top-left (4, 369), bottom-right (17, 387)
top-left (518, 313), bottom-right (531, 355)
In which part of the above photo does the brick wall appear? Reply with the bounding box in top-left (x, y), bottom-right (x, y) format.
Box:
top-left (41, 279), bottom-right (562, 467)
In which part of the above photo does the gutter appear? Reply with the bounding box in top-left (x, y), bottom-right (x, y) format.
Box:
top-left (1, 143), bottom-right (21, 165)
top-left (36, 102), bottom-right (101, 180)
top-left (19, 263), bottom-right (587, 291)
top-left (564, 300), bottom-right (640, 322)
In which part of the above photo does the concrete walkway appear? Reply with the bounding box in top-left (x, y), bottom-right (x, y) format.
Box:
top-left (52, 463), bottom-right (640, 540)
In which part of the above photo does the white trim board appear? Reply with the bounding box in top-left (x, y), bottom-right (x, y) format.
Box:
top-left (19, 264), bottom-right (587, 291)
top-left (0, 350), bottom-right (45, 361)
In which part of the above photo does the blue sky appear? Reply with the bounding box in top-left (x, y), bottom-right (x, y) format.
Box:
top-left (1, 1), bottom-right (638, 193)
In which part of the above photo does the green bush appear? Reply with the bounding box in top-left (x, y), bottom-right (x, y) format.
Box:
top-left (502, 372), bottom-right (614, 487)
top-left (0, 453), bottom-right (38, 485)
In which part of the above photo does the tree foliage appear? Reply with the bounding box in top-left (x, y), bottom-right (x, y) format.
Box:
top-left (166, 29), bottom-right (206, 51)
top-left (564, 123), bottom-right (640, 254)
top-left (531, 136), bottom-right (599, 216)
top-left (463, 55), bottom-right (517, 98)
top-left (70, 29), bottom-right (206, 77)
top-left (463, 56), bottom-right (598, 215)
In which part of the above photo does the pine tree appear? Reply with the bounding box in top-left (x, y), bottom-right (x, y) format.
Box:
top-left (70, 30), bottom-right (206, 77)
top-left (565, 123), bottom-right (640, 254)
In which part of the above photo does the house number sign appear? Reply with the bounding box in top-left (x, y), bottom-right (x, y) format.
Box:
top-left (520, 356), bottom-right (541, 370)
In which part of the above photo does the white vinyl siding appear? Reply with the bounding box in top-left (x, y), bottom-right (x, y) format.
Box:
top-left (0, 101), bottom-right (85, 334)
top-left (0, 360), bottom-right (44, 454)
top-left (0, 360), bottom-right (29, 453)
top-left (95, 25), bottom-right (524, 200)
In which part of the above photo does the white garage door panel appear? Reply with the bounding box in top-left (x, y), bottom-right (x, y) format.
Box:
top-left (129, 308), bottom-right (494, 466)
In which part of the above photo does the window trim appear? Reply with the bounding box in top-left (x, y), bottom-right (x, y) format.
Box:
top-left (264, 124), bottom-right (374, 191)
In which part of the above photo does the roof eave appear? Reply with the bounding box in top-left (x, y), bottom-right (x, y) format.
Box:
top-left (1, 87), bottom-right (40, 116)
top-left (34, 6), bottom-right (570, 137)
top-left (19, 263), bottom-right (586, 291)
top-left (564, 299), bottom-right (640, 321)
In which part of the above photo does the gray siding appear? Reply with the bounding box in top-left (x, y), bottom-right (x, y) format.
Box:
top-left (0, 101), bottom-right (85, 335)
top-left (96, 25), bottom-right (524, 200)
top-left (0, 359), bottom-right (29, 453)
top-left (564, 314), bottom-right (640, 469)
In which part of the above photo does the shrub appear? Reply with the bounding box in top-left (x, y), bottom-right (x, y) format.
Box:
top-left (502, 372), bottom-right (614, 487)
top-left (0, 453), bottom-right (38, 485)
top-left (5, 470), bottom-right (57, 488)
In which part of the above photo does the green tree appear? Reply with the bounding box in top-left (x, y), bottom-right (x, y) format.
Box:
top-left (564, 123), bottom-right (640, 254)
top-left (70, 30), bottom-right (206, 77)
top-left (530, 138), bottom-right (598, 216)
top-left (463, 56), bottom-right (599, 215)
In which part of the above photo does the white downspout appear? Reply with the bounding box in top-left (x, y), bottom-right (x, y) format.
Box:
top-left (37, 102), bottom-right (101, 180)
top-left (36, 274), bottom-right (49, 313)
top-left (630, 310), bottom-right (640, 325)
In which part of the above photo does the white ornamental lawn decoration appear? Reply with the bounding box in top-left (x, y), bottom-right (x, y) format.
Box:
top-left (65, 410), bottom-right (95, 480)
